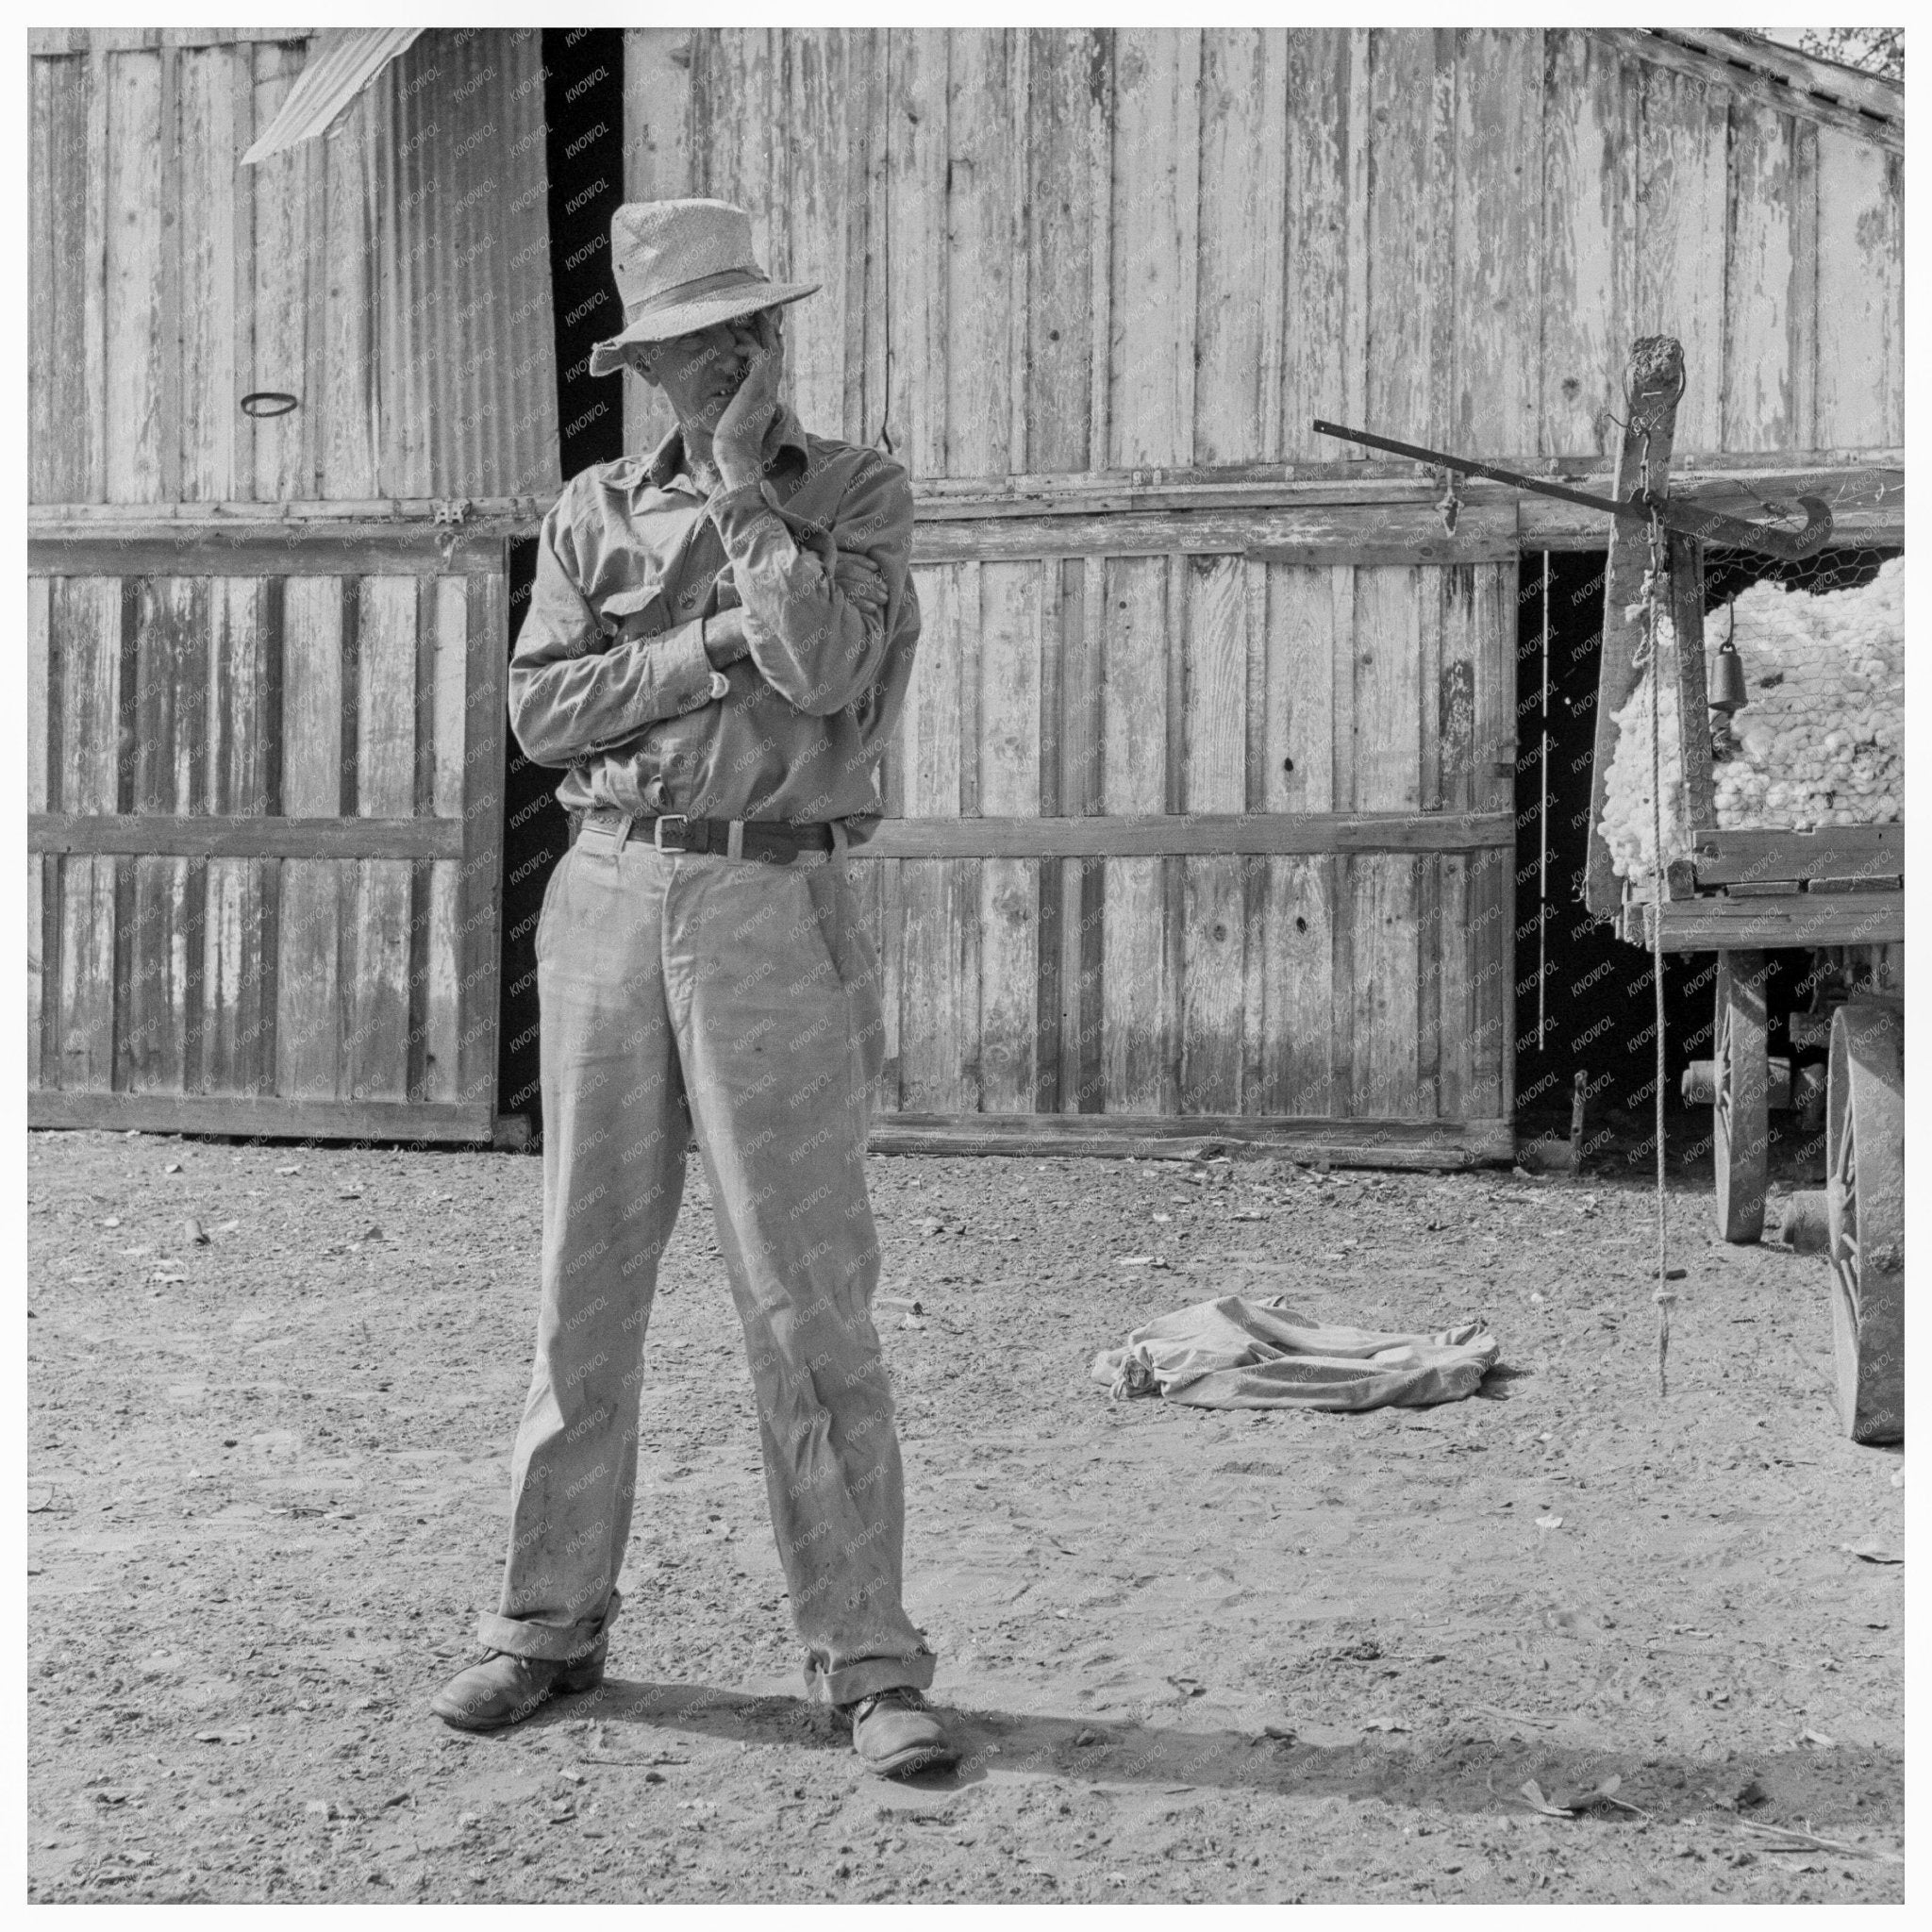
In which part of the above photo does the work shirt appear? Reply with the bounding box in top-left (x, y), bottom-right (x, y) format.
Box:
top-left (507, 403), bottom-right (921, 827)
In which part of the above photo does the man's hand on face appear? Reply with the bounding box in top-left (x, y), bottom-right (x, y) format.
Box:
top-left (712, 309), bottom-right (784, 491)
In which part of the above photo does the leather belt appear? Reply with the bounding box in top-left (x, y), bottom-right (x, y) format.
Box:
top-left (568, 806), bottom-right (839, 865)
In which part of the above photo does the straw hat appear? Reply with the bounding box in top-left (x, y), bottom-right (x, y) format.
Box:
top-left (587, 199), bottom-right (819, 377)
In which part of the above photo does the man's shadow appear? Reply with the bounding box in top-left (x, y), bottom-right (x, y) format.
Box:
top-left (481, 1676), bottom-right (1894, 1825)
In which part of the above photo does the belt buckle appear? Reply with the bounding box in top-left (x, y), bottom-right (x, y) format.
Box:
top-left (653, 813), bottom-right (691, 853)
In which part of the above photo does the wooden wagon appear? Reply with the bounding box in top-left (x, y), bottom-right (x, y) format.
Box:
top-left (1581, 341), bottom-right (1905, 1444)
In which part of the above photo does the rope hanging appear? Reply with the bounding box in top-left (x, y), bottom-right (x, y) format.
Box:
top-left (1627, 455), bottom-right (1676, 1399)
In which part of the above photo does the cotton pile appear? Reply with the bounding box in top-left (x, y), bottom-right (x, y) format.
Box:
top-left (1601, 560), bottom-right (1904, 891)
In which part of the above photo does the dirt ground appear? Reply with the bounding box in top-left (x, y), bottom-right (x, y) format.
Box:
top-left (26, 1121), bottom-right (1905, 1904)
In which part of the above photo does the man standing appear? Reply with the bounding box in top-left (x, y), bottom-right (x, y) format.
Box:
top-left (431, 199), bottom-right (956, 1779)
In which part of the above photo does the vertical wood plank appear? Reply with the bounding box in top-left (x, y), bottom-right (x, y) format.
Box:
top-left (321, 88), bottom-right (378, 498)
top-left (1452, 28), bottom-right (1542, 457)
top-left (125, 578), bottom-right (207, 1094)
top-left (355, 577), bottom-right (418, 816)
top-left (1349, 855), bottom-right (1420, 1118)
top-left (1539, 31), bottom-right (1629, 458)
top-left (901, 562), bottom-right (963, 818)
top-left (248, 41), bottom-right (309, 500)
top-left (1439, 559), bottom-right (1487, 1133)
top-left (275, 575), bottom-right (343, 1099)
top-left (279, 578), bottom-right (342, 816)
top-left (1005, 28), bottom-right (1032, 474)
top-left (1180, 857), bottom-right (1244, 1113)
top-left (624, 28), bottom-right (695, 458)
top-left (978, 558), bottom-right (1041, 1114)
top-left (784, 30), bottom-right (850, 442)
top-left (1349, 566), bottom-right (1423, 812)
top-left (1633, 62), bottom-right (1727, 451)
top-left (1263, 857), bottom-right (1336, 1115)
top-left (53, 580), bottom-right (121, 1089)
top-left (1282, 29), bottom-right (1352, 462)
top-left (1784, 116), bottom-right (1818, 454)
top-left (1108, 27), bottom-right (1201, 468)
top-left (32, 56), bottom-right (96, 502)
top-left (1099, 554), bottom-right (1171, 1112)
top-left (27, 579), bottom-right (53, 1087)
top-left (1182, 553), bottom-right (1246, 813)
top-left (944, 28), bottom-right (1016, 478)
top-left (1723, 97), bottom-right (1794, 452)
top-left (1340, 28), bottom-right (1371, 449)
top-left (104, 47), bottom-right (166, 504)
top-left (1469, 562), bottom-right (1515, 1115)
top-left (202, 578), bottom-right (266, 1092)
top-left (27, 58), bottom-right (57, 501)
top-left (1194, 28), bottom-right (1284, 464)
top-left (345, 577), bottom-right (417, 1099)
top-left (885, 29), bottom-right (949, 475)
top-left (1813, 128), bottom-right (1901, 449)
top-left (1100, 556), bottom-right (1169, 817)
top-left (82, 50), bottom-right (110, 502)
top-left (876, 856), bottom-right (904, 1110)
top-left (177, 45), bottom-right (239, 500)
top-left (1180, 554), bottom-right (1243, 1110)
top-left (154, 43), bottom-right (184, 509)
top-left (457, 570), bottom-right (507, 1112)
top-left (1365, 28), bottom-right (1456, 448)
top-left (1438, 851), bottom-right (1472, 1119)
top-left (845, 27), bottom-right (890, 449)
top-left (977, 560), bottom-right (1042, 817)
top-left (229, 42), bottom-right (258, 508)
top-left (1085, 31), bottom-right (1115, 475)
top-left (899, 858), bottom-right (979, 1113)
top-left (420, 571), bottom-right (470, 1098)
top-left (1259, 565), bottom-right (1342, 814)
top-left (28, 580), bottom-right (53, 816)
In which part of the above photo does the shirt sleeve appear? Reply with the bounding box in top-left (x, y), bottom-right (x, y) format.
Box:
top-left (705, 451), bottom-right (914, 719)
top-left (506, 488), bottom-right (718, 770)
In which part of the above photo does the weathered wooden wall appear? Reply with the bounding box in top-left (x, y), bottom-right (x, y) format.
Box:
top-left (26, 536), bottom-right (508, 1141)
top-left (27, 27), bottom-right (559, 507)
top-left (626, 26), bottom-right (1903, 475)
top-left (855, 530), bottom-right (1518, 1141)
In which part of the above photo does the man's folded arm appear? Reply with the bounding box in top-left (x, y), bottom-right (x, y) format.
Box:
top-left (507, 494), bottom-right (719, 768)
top-left (706, 456), bottom-right (913, 719)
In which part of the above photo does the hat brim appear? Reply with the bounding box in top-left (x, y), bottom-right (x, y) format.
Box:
top-left (588, 280), bottom-right (820, 376)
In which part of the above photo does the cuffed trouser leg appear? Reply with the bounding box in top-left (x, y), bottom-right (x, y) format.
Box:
top-left (669, 852), bottom-right (934, 1707)
top-left (483, 841), bottom-right (686, 1663)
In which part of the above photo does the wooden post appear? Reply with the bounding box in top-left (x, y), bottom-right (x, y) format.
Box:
top-left (1668, 528), bottom-right (1715, 839)
top-left (1583, 335), bottom-right (1684, 918)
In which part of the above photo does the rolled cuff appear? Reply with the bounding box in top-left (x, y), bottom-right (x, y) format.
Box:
top-left (645, 618), bottom-right (721, 718)
top-left (805, 1646), bottom-right (937, 1708)
top-left (477, 1588), bottom-right (621, 1664)
top-left (705, 476), bottom-right (778, 539)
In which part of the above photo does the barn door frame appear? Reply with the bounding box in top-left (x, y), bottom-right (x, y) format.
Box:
top-left (27, 518), bottom-right (510, 1143)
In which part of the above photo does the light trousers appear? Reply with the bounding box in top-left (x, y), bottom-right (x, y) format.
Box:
top-left (476, 814), bottom-right (934, 1706)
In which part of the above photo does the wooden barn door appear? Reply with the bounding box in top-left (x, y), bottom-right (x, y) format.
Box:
top-left (858, 515), bottom-right (1518, 1163)
top-left (27, 525), bottom-right (508, 1142)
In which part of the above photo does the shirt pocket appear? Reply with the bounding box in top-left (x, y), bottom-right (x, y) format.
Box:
top-left (591, 582), bottom-right (671, 642)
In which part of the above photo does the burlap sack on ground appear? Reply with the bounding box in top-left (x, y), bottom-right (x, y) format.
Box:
top-left (1091, 1294), bottom-right (1499, 1410)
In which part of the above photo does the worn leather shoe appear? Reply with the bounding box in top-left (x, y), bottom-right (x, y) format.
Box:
top-left (843, 1687), bottom-right (958, 1778)
top-left (430, 1640), bottom-right (606, 1732)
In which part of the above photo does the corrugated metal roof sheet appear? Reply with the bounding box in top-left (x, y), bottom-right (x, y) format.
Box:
top-left (241, 26), bottom-right (425, 165)
top-left (373, 28), bottom-right (560, 499)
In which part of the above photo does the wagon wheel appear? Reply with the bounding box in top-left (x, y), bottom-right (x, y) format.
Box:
top-left (1825, 1002), bottom-right (1905, 1444)
top-left (1712, 950), bottom-right (1768, 1243)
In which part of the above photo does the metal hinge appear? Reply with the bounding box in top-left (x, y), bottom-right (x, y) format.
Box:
top-left (433, 498), bottom-right (473, 566)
